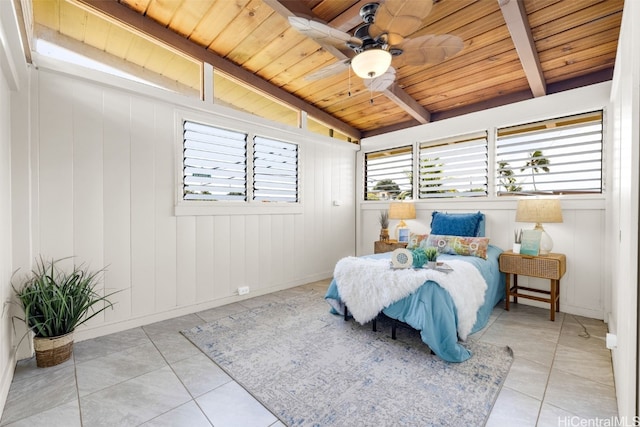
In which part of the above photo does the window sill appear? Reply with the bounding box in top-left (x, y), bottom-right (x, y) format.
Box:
top-left (175, 201), bottom-right (304, 216)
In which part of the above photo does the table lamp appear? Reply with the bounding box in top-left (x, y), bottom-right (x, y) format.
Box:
top-left (388, 202), bottom-right (416, 243)
top-left (515, 198), bottom-right (563, 255)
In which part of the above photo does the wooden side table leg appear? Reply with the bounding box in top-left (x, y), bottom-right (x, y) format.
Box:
top-left (505, 273), bottom-right (511, 311)
top-left (549, 280), bottom-right (556, 321)
top-left (513, 274), bottom-right (518, 304)
top-left (556, 279), bottom-right (561, 313)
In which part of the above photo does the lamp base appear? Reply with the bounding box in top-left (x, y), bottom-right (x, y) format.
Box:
top-left (535, 223), bottom-right (553, 255)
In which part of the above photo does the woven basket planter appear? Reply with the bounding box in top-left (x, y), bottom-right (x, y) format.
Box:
top-left (33, 332), bottom-right (74, 368)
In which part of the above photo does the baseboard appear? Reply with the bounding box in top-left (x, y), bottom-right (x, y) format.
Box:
top-left (513, 298), bottom-right (605, 320)
top-left (0, 350), bottom-right (17, 422)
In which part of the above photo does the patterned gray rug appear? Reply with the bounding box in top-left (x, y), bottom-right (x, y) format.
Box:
top-left (182, 289), bottom-right (513, 426)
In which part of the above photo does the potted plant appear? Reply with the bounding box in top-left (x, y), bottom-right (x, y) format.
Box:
top-left (379, 210), bottom-right (390, 242)
top-left (12, 257), bottom-right (117, 367)
top-left (425, 247), bottom-right (439, 269)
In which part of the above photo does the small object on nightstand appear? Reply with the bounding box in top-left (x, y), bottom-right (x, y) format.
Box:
top-left (499, 250), bottom-right (566, 321)
top-left (374, 240), bottom-right (408, 254)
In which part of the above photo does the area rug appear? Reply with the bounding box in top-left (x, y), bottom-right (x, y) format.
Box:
top-left (182, 289), bottom-right (513, 426)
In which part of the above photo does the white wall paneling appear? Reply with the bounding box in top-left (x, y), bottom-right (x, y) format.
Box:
top-left (24, 65), bottom-right (357, 343)
top-left (154, 101), bottom-right (178, 313)
top-left (130, 96), bottom-right (158, 318)
top-left (609, 0), bottom-right (640, 417)
top-left (2, 0), bottom-right (31, 418)
top-left (358, 199), bottom-right (605, 319)
top-left (0, 34), bottom-right (13, 426)
top-left (102, 90), bottom-right (132, 322)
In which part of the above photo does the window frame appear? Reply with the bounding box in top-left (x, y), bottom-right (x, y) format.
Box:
top-left (175, 110), bottom-right (303, 216)
top-left (417, 131), bottom-right (489, 199)
top-left (363, 145), bottom-right (414, 201)
top-left (360, 109), bottom-right (606, 203)
top-left (495, 110), bottom-right (604, 196)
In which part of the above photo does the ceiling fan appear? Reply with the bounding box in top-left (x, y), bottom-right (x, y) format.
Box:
top-left (289, 0), bottom-right (464, 92)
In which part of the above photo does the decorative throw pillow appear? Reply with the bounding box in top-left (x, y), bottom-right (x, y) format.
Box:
top-left (430, 211), bottom-right (485, 237)
top-left (407, 233), bottom-right (429, 249)
top-left (426, 234), bottom-right (490, 259)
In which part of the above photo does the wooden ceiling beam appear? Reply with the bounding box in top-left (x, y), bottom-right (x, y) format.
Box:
top-left (73, 0), bottom-right (361, 140)
top-left (363, 67), bottom-right (614, 138)
top-left (266, 0), bottom-right (431, 125)
top-left (499, 0), bottom-right (546, 97)
top-left (327, 1), bottom-right (373, 32)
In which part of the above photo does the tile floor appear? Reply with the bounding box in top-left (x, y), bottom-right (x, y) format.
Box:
top-left (0, 279), bottom-right (617, 427)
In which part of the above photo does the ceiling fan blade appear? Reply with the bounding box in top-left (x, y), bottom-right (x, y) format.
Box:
top-left (369, 0), bottom-right (433, 41)
top-left (396, 34), bottom-right (464, 65)
top-left (288, 16), bottom-right (362, 47)
top-left (382, 0), bottom-right (433, 20)
top-left (304, 59), bottom-right (351, 81)
top-left (363, 67), bottom-right (396, 92)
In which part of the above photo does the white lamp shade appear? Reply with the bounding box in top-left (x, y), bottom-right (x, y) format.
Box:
top-left (351, 49), bottom-right (392, 79)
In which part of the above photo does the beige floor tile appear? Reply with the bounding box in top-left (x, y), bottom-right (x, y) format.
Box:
top-left (170, 352), bottom-right (232, 397)
top-left (536, 402), bottom-right (586, 427)
top-left (544, 369), bottom-right (617, 420)
top-left (75, 342), bottom-right (167, 396)
top-left (140, 401), bottom-right (213, 427)
top-left (80, 366), bottom-right (192, 426)
top-left (503, 357), bottom-right (550, 400)
top-left (552, 344), bottom-right (613, 387)
top-left (485, 387), bottom-right (540, 427)
top-left (196, 381), bottom-right (277, 427)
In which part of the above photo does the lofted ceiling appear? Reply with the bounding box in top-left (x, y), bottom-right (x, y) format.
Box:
top-left (28, 0), bottom-right (624, 140)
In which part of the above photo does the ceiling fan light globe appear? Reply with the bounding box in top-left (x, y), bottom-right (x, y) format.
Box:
top-left (351, 49), bottom-right (392, 79)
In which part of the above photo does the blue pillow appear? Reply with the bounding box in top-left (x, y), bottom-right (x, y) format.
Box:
top-left (430, 211), bottom-right (485, 237)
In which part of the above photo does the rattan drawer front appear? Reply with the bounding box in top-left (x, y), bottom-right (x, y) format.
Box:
top-left (499, 253), bottom-right (566, 280)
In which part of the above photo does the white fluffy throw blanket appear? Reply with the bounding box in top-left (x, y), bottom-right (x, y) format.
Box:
top-left (333, 257), bottom-right (487, 340)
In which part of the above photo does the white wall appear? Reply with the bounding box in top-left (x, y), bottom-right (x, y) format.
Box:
top-left (359, 83), bottom-right (612, 320)
top-left (0, 0), bottom-right (30, 420)
top-left (17, 58), bottom-right (357, 343)
top-left (609, 0), bottom-right (640, 418)
top-left (0, 42), bottom-right (13, 427)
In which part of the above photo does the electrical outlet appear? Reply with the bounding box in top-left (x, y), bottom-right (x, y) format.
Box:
top-left (606, 333), bottom-right (617, 349)
top-left (238, 286), bottom-right (250, 295)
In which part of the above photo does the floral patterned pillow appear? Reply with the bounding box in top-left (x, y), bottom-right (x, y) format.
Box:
top-left (426, 235), bottom-right (490, 259)
top-left (407, 233), bottom-right (429, 250)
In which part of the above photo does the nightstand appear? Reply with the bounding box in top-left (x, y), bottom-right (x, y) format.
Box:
top-left (374, 240), bottom-right (407, 254)
top-left (499, 250), bottom-right (567, 321)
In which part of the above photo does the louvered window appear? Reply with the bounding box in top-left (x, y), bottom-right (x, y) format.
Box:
top-left (183, 121), bottom-right (247, 201)
top-left (253, 136), bottom-right (298, 202)
top-left (496, 111), bottom-right (603, 195)
top-left (364, 146), bottom-right (413, 200)
top-left (418, 132), bottom-right (488, 198)
top-left (182, 120), bottom-right (299, 204)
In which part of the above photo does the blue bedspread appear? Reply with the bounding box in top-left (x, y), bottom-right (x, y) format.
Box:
top-left (324, 245), bottom-right (505, 362)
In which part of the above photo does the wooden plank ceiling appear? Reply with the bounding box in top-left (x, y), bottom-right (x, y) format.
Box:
top-left (30, 0), bottom-right (624, 140)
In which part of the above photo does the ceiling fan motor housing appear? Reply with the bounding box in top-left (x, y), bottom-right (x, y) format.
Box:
top-left (360, 3), bottom-right (379, 24)
top-left (348, 3), bottom-right (392, 54)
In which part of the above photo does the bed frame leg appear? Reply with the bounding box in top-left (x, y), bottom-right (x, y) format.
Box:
top-left (392, 321), bottom-right (397, 340)
top-left (344, 305), bottom-right (349, 321)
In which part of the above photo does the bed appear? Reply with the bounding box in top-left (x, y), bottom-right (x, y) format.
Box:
top-left (324, 212), bottom-right (505, 363)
